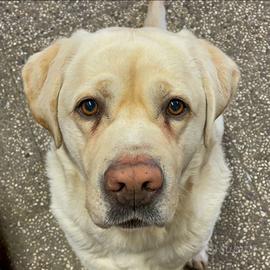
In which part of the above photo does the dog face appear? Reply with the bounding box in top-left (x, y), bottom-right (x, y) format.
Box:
top-left (22, 28), bottom-right (239, 229)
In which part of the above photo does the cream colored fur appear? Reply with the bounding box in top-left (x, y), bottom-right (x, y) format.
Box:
top-left (47, 116), bottom-right (230, 270)
top-left (22, 2), bottom-right (239, 269)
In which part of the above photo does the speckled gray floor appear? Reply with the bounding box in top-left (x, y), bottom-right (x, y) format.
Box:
top-left (0, 1), bottom-right (269, 269)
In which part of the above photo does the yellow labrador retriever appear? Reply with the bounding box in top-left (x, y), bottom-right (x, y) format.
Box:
top-left (22, 1), bottom-right (239, 269)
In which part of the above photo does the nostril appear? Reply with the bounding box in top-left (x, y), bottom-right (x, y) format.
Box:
top-left (110, 181), bottom-right (126, 192)
top-left (142, 181), bottom-right (156, 192)
top-left (106, 176), bottom-right (126, 192)
top-left (116, 182), bottom-right (126, 192)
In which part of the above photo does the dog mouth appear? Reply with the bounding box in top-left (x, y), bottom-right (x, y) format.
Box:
top-left (103, 206), bottom-right (165, 229)
top-left (116, 218), bottom-right (149, 229)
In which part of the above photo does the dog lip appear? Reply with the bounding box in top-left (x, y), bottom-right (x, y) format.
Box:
top-left (116, 218), bottom-right (149, 229)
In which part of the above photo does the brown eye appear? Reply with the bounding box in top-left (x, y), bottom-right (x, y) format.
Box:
top-left (79, 99), bottom-right (99, 116)
top-left (166, 98), bottom-right (187, 116)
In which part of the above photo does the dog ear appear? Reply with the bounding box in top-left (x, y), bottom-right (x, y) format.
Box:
top-left (178, 30), bottom-right (240, 146)
top-left (22, 38), bottom-right (72, 148)
top-left (198, 39), bottom-right (240, 146)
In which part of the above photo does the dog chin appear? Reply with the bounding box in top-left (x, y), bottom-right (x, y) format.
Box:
top-left (115, 218), bottom-right (165, 230)
top-left (93, 216), bottom-right (166, 230)
top-left (116, 218), bottom-right (150, 229)
top-left (95, 220), bottom-right (165, 231)
top-left (100, 204), bottom-right (166, 229)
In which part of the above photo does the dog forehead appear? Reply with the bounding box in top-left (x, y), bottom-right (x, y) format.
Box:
top-left (60, 28), bottom-right (204, 112)
top-left (74, 29), bottom-right (179, 69)
top-left (69, 28), bottom-right (193, 73)
top-left (70, 30), bottom-right (194, 77)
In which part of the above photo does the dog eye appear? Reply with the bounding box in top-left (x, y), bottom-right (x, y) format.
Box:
top-left (78, 99), bottom-right (99, 117)
top-left (166, 98), bottom-right (187, 116)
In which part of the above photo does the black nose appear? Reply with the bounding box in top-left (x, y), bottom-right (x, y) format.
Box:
top-left (104, 155), bottom-right (163, 207)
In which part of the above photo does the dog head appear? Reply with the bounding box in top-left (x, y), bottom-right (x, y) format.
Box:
top-left (22, 14), bottom-right (239, 230)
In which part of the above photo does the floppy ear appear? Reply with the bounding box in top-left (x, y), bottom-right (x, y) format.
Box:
top-left (199, 39), bottom-right (240, 146)
top-left (22, 38), bottom-right (72, 148)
